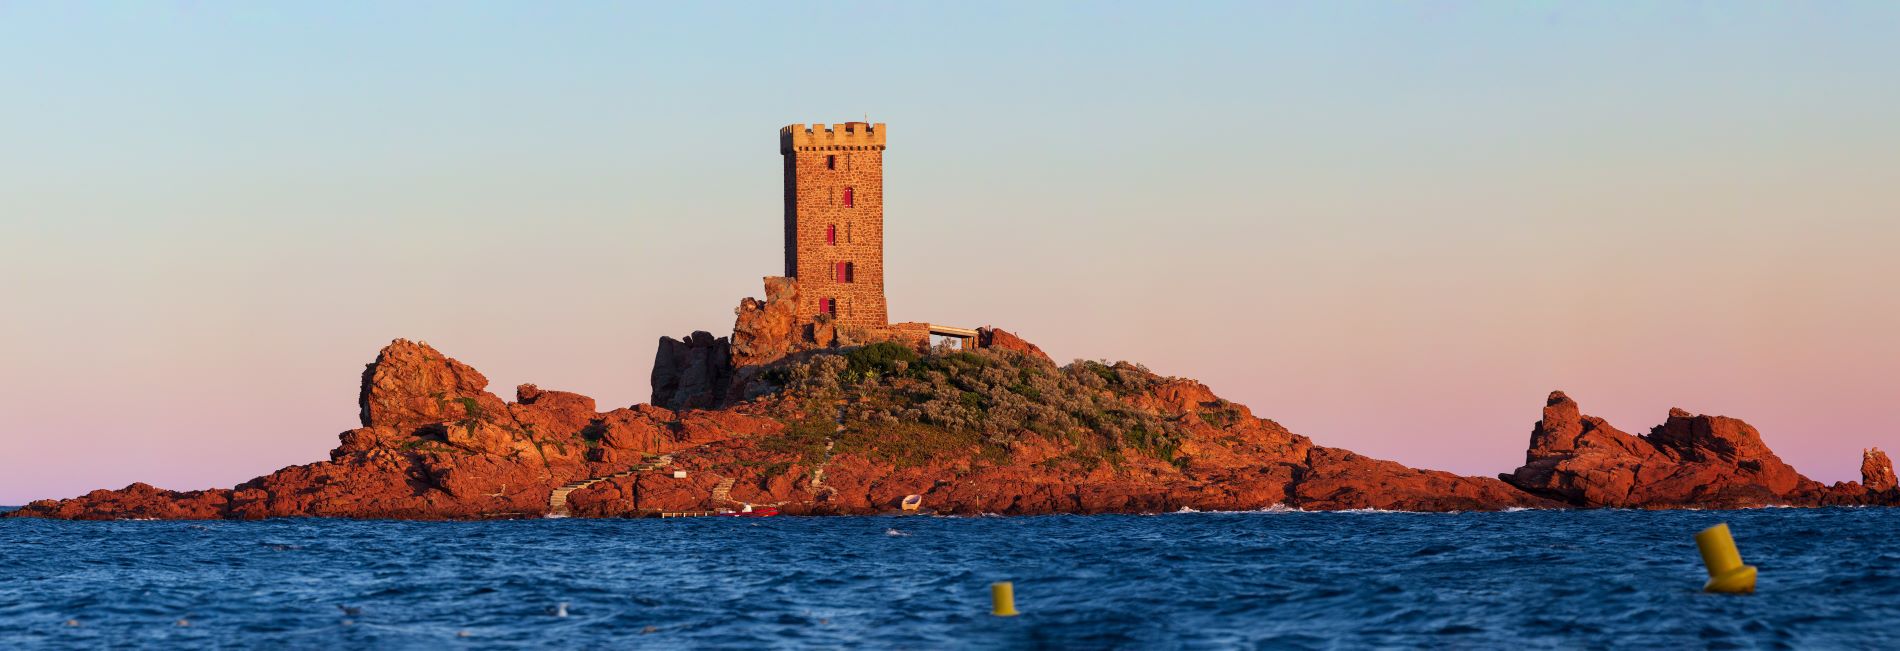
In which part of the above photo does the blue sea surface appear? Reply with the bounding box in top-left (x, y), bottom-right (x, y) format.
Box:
top-left (2, 508), bottom-right (1896, 649)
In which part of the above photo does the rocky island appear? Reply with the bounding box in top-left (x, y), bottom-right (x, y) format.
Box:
top-left (8, 279), bottom-right (1896, 520)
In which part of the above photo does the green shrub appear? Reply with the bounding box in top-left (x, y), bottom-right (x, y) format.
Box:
top-left (842, 342), bottom-right (920, 381)
top-left (835, 420), bottom-right (989, 468)
top-left (1197, 400), bottom-right (1243, 428)
top-left (453, 396), bottom-right (484, 433)
top-left (760, 461), bottom-right (793, 479)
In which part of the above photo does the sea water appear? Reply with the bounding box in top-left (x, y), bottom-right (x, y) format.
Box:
top-left (1, 507), bottom-right (1896, 648)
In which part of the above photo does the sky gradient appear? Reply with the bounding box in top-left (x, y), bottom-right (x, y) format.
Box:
top-left (3, 2), bottom-right (1898, 504)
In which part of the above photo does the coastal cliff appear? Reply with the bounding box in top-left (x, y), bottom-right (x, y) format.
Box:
top-left (8, 285), bottom-right (1894, 519)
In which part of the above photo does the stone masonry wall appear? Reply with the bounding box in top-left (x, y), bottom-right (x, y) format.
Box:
top-left (781, 123), bottom-right (888, 329)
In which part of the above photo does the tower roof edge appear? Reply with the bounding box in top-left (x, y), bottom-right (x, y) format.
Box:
top-left (781, 122), bottom-right (886, 153)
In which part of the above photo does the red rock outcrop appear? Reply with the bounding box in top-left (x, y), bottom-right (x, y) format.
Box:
top-left (1862, 448), bottom-right (1896, 492)
top-left (1500, 391), bottom-right (1855, 508)
top-left (1294, 447), bottom-right (1546, 511)
top-left (978, 327), bottom-right (1052, 364)
top-left (358, 339), bottom-right (507, 432)
top-left (13, 483), bottom-right (230, 520)
top-left (13, 339), bottom-right (783, 520)
top-left (730, 276), bottom-right (804, 368)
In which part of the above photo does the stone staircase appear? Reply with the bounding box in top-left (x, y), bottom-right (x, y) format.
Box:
top-left (711, 477), bottom-right (736, 504)
top-left (809, 439), bottom-right (839, 496)
top-left (547, 455), bottom-right (672, 517)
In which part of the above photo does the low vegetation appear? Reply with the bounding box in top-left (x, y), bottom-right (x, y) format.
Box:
top-left (764, 342), bottom-right (1192, 470)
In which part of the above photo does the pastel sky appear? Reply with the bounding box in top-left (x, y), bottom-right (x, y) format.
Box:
top-left (3, 2), bottom-right (1897, 505)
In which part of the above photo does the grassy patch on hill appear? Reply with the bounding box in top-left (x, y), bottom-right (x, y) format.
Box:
top-left (764, 343), bottom-right (1190, 470)
top-left (756, 404), bottom-right (838, 468)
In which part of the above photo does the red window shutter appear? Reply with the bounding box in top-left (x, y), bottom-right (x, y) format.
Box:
top-left (843, 187), bottom-right (853, 207)
top-left (835, 262), bottom-right (846, 282)
top-left (827, 225), bottom-right (836, 245)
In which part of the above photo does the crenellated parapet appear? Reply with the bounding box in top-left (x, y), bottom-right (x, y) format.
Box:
top-left (781, 122), bottom-right (886, 153)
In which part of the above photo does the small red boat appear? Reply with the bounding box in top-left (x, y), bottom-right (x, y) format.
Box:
top-left (717, 505), bottom-right (779, 518)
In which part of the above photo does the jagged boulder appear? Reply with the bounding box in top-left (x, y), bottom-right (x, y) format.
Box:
top-left (1499, 391), bottom-right (1652, 506)
top-left (9, 339), bottom-right (620, 520)
top-left (1863, 448), bottom-right (1897, 492)
top-left (650, 330), bottom-right (733, 410)
top-left (358, 339), bottom-right (508, 432)
top-left (731, 276), bottom-right (803, 368)
top-left (1647, 407), bottom-right (1808, 495)
top-left (1502, 391), bottom-right (1820, 507)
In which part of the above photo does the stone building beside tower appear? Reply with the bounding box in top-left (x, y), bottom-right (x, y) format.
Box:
top-left (648, 122), bottom-right (1049, 409)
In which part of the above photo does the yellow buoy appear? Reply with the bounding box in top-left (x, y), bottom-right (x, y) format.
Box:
top-left (1695, 523), bottom-right (1757, 594)
top-left (991, 581), bottom-right (1019, 617)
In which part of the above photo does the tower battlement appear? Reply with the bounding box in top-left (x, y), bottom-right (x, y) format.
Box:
top-left (781, 122), bottom-right (887, 153)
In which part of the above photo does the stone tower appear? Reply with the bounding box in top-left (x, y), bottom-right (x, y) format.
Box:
top-left (781, 122), bottom-right (887, 328)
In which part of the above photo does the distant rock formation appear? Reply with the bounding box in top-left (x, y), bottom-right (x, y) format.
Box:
top-left (1500, 391), bottom-right (1889, 508)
